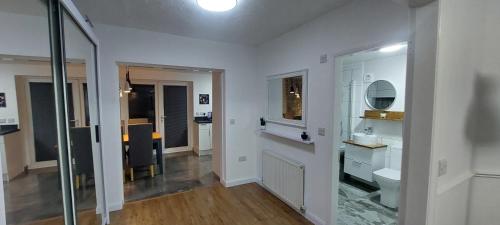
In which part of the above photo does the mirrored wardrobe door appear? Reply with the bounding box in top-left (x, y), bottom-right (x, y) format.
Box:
top-left (61, 3), bottom-right (108, 225)
top-left (0, 0), bottom-right (68, 224)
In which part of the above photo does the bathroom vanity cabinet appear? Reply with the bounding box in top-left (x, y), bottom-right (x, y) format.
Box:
top-left (343, 141), bottom-right (387, 182)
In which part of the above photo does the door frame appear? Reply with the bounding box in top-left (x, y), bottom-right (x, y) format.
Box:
top-left (330, 40), bottom-right (410, 225)
top-left (55, 0), bottom-right (109, 224)
top-left (115, 63), bottom-right (227, 202)
top-left (159, 81), bottom-right (193, 153)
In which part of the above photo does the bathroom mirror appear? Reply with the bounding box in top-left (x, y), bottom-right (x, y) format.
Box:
top-left (267, 70), bottom-right (307, 127)
top-left (365, 80), bottom-right (396, 110)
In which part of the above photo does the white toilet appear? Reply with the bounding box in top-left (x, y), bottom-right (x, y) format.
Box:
top-left (373, 145), bottom-right (402, 208)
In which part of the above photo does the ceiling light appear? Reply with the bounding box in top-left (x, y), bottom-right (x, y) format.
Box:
top-left (124, 70), bottom-right (133, 93)
top-left (379, 43), bottom-right (407, 53)
top-left (197, 0), bottom-right (237, 12)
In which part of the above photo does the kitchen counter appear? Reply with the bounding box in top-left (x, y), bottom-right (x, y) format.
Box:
top-left (194, 120), bottom-right (212, 124)
top-left (194, 116), bottom-right (212, 124)
top-left (0, 125), bottom-right (20, 136)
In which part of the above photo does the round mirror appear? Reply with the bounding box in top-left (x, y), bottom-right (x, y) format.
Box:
top-left (365, 80), bottom-right (396, 110)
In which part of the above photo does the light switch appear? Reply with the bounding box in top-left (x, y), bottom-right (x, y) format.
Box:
top-left (318, 128), bottom-right (326, 136)
top-left (238, 156), bottom-right (247, 162)
top-left (438, 159), bottom-right (447, 177)
top-left (230, 119), bottom-right (235, 125)
top-left (320, 54), bottom-right (328, 64)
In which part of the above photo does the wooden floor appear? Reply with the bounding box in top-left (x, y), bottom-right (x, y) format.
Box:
top-left (25, 183), bottom-right (312, 225)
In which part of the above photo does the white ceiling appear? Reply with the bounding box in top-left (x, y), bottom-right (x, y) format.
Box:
top-left (342, 44), bottom-right (408, 64)
top-left (70, 0), bottom-right (351, 46)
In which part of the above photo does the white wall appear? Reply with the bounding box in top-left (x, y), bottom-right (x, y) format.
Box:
top-left (468, 176), bottom-right (500, 225)
top-left (430, 0), bottom-right (500, 224)
top-left (256, 0), bottom-right (410, 224)
top-left (429, 0), bottom-right (482, 224)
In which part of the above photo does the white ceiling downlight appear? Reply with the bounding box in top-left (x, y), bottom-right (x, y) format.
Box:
top-left (197, 0), bottom-right (237, 12)
top-left (379, 43), bottom-right (407, 53)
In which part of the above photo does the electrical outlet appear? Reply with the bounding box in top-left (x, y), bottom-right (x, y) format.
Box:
top-left (318, 128), bottom-right (326, 136)
top-left (230, 119), bottom-right (236, 125)
top-left (438, 159), bottom-right (448, 177)
top-left (238, 156), bottom-right (247, 162)
top-left (320, 54), bottom-right (328, 64)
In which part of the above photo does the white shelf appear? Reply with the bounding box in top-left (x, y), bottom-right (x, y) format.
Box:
top-left (261, 129), bottom-right (314, 145)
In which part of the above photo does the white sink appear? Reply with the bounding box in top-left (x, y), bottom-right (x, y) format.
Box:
top-left (353, 133), bottom-right (378, 145)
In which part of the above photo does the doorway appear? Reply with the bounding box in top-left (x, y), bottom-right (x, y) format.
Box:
top-left (333, 42), bottom-right (408, 225)
top-left (118, 65), bottom-right (224, 202)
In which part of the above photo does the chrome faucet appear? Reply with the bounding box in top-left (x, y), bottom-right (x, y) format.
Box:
top-left (364, 127), bottom-right (374, 135)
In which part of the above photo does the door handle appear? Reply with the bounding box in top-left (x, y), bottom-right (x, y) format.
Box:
top-left (95, 125), bottom-right (100, 143)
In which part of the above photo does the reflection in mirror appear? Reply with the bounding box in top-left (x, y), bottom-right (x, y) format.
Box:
top-left (267, 70), bottom-right (307, 127)
top-left (283, 76), bottom-right (303, 120)
top-left (365, 80), bottom-right (396, 110)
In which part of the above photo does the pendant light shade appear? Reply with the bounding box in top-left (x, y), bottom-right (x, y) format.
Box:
top-left (124, 69), bottom-right (133, 93)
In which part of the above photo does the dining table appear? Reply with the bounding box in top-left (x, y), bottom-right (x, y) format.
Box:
top-left (123, 132), bottom-right (164, 175)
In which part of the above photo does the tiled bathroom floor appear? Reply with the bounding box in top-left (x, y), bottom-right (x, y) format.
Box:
top-left (337, 181), bottom-right (398, 225)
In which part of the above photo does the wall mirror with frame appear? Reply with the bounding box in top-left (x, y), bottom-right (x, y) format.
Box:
top-left (365, 80), bottom-right (397, 110)
top-left (267, 70), bottom-right (307, 127)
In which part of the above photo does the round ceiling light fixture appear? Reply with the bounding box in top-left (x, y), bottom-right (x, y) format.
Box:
top-left (197, 0), bottom-right (237, 12)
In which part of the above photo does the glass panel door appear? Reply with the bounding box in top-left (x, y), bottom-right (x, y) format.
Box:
top-left (61, 7), bottom-right (107, 225)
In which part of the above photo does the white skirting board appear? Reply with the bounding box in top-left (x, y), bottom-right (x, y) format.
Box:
top-left (222, 177), bottom-right (259, 187)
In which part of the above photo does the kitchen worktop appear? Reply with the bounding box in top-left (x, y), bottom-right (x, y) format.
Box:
top-left (194, 116), bottom-right (212, 124)
top-left (0, 125), bottom-right (20, 135)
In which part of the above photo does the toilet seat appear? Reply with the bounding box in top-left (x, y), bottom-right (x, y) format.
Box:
top-left (374, 168), bottom-right (400, 181)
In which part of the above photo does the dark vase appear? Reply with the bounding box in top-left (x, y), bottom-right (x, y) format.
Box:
top-left (260, 117), bottom-right (266, 126)
top-left (301, 131), bottom-right (309, 141)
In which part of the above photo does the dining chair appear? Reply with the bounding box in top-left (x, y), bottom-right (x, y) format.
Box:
top-left (127, 123), bottom-right (155, 181)
top-left (70, 127), bottom-right (94, 189)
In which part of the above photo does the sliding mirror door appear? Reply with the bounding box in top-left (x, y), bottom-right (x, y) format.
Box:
top-left (0, 0), bottom-right (107, 224)
top-left (0, 0), bottom-right (71, 224)
top-left (61, 3), bottom-right (107, 225)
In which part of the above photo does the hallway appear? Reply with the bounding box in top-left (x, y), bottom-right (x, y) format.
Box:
top-left (26, 183), bottom-right (312, 225)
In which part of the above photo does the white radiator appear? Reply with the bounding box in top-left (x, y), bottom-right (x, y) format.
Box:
top-left (262, 151), bottom-right (305, 213)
